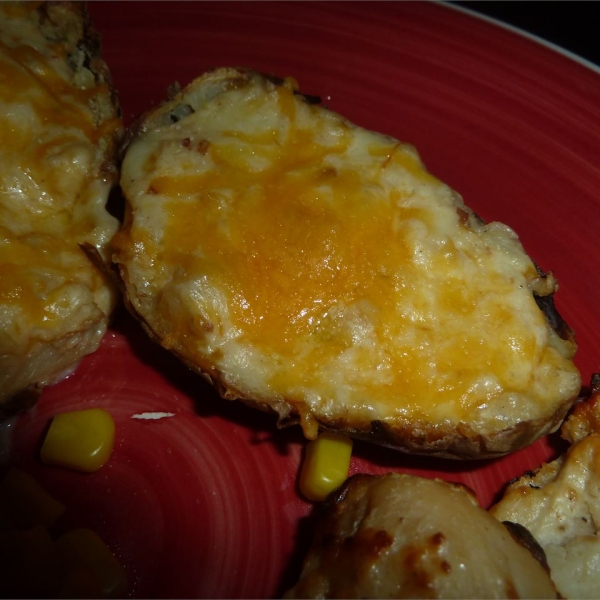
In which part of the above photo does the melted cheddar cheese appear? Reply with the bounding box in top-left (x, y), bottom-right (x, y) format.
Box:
top-left (0, 3), bottom-right (121, 405)
top-left (116, 69), bottom-right (580, 445)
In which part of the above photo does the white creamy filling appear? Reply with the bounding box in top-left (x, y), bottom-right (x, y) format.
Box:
top-left (119, 73), bottom-right (580, 430)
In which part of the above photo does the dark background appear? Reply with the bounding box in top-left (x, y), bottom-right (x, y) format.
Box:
top-left (451, 1), bottom-right (599, 67)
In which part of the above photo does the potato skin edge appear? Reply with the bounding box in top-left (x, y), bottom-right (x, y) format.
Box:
top-left (114, 67), bottom-right (580, 460)
top-left (116, 264), bottom-right (577, 460)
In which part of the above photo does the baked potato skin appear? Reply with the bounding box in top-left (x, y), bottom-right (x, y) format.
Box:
top-left (114, 67), bottom-right (580, 459)
top-left (490, 377), bottom-right (600, 599)
top-left (114, 296), bottom-right (575, 460)
top-left (0, 1), bottom-right (122, 415)
top-left (284, 473), bottom-right (558, 599)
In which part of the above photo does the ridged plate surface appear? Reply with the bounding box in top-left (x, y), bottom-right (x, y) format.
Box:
top-left (9, 2), bottom-right (600, 597)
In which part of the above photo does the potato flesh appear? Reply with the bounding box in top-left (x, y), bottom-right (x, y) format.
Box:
top-left (284, 473), bottom-right (558, 598)
top-left (0, 2), bottom-right (121, 406)
top-left (491, 393), bottom-right (600, 599)
top-left (115, 68), bottom-right (580, 452)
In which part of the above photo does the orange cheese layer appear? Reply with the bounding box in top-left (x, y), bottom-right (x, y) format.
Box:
top-left (0, 228), bottom-right (108, 327)
top-left (0, 4), bottom-right (119, 331)
top-left (119, 76), bottom-right (580, 424)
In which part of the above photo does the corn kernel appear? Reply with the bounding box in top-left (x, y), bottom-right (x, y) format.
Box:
top-left (57, 528), bottom-right (127, 599)
top-left (58, 568), bottom-right (105, 599)
top-left (299, 432), bottom-right (353, 502)
top-left (0, 525), bottom-right (62, 597)
top-left (0, 467), bottom-right (66, 529)
top-left (40, 408), bottom-right (115, 473)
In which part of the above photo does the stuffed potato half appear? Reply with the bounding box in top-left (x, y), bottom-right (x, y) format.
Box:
top-left (0, 1), bottom-right (122, 414)
top-left (113, 67), bottom-right (580, 458)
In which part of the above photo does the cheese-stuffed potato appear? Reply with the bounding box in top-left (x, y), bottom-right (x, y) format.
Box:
top-left (491, 377), bottom-right (600, 599)
top-left (0, 1), bottom-right (122, 415)
top-left (113, 67), bottom-right (580, 458)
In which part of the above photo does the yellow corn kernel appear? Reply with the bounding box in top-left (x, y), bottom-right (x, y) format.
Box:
top-left (0, 525), bottom-right (63, 597)
top-left (40, 408), bottom-right (115, 473)
top-left (299, 432), bottom-right (353, 502)
top-left (58, 568), bottom-right (105, 599)
top-left (56, 528), bottom-right (127, 599)
top-left (0, 467), bottom-right (66, 529)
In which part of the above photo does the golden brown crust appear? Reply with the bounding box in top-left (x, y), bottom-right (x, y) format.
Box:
top-left (560, 375), bottom-right (600, 444)
top-left (285, 473), bottom-right (558, 598)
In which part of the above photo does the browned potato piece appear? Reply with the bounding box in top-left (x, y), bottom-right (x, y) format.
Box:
top-left (113, 67), bottom-right (580, 458)
top-left (0, 1), bottom-right (122, 415)
top-left (491, 378), bottom-right (600, 599)
top-left (285, 473), bottom-right (558, 599)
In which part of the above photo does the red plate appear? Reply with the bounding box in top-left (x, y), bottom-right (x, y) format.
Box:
top-left (9, 2), bottom-right (600, 597)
